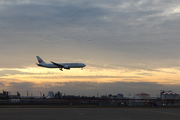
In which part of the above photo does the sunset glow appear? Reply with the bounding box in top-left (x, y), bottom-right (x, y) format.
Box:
top-left (1, 67), bottom-right (180, 84)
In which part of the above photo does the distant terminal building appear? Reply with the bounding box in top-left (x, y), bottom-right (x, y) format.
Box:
top-left (128, 93), bottom-right (150, 106)
top-left (9, 92), bottom-right (20, 98)
top-left (135, 93), bottom-right (150, 99)
top-left (162, 91), bottom-right (179, 100)
top-left (0, 91), bottom-right (9, 98)
top-left (54, 91), bottom-right (62, 98)
top-left (48, 91), bottom-right (54, 98)
top-left (108, 94), bottom-right (124, 99)
top-left (0, 91), bottom-right (20, 98)
top-left (117, 94), bottom-right (124, 99)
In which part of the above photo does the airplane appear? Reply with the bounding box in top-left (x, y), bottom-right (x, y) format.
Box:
top-left (36, 56), bottom-right (86, 71)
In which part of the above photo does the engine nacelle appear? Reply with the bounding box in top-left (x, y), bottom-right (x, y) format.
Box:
top-left (64, 65), bottom-right (70, 69)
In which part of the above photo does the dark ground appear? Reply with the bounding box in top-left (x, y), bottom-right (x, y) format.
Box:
top-left (0, 106), bottom-right (180, 120)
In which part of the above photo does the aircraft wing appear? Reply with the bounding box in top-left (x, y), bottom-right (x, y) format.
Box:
top-left (51, 61), bottom-right (64, 68)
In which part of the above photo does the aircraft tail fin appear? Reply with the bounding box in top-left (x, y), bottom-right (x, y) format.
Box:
top-left (36, 56), bottom-right (46, 64)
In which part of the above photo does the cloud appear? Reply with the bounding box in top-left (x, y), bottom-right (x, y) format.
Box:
top-left (0, 82), bottom-right (5, 86)
top-left (0, 1), bottom-right (107, 32)
top-left (29, 75), bottom-right (143, 79)
top-left (9, 82), bottom-right (35, 91)
top-left (136, 73), bottom-right (153, 76)
top-left (0, 69), bottom-right (40, 77)
top-left (0, 70), bottom-right (23, 76)
top-left (0, 0), bottom-right (179, 69)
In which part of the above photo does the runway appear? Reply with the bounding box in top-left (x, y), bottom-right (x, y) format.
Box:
top-left (0, 108), bottom-right (180, 120)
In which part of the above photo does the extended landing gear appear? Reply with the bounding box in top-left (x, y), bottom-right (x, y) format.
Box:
top-left (59, 68), bottom-right (63, 71)
top-left (81, 68), bottom-right (83, 70)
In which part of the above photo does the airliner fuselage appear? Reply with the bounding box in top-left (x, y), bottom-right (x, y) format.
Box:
top-left (36, 56), bottom-right (86, 71)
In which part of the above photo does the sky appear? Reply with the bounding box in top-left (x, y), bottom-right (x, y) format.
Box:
top-left (0, 0), bottom-right (180, 97)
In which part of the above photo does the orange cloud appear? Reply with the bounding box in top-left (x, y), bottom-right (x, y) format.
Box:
top-left (0, 67), bottom-right (180, 85)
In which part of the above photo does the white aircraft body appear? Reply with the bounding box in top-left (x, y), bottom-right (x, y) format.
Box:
top-left (36, 56), bottom-right (86, 71)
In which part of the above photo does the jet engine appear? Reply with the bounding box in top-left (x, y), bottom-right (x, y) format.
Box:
top-left (64, 65), bottom-right (70, 69)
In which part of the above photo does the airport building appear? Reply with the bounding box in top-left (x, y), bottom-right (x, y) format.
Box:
top-left (0, 90), bottom-right (180, 106)
top-left (162, 91), bottom-right (179, 100)
top-left (108, 93), bottom-right (124, 99)
top-left (48, 91), bottom-right (54, 98)
top-left (135, 92), bottom-right (150, 99)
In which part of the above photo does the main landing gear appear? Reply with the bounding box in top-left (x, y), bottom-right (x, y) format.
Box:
top-left (59, 68), bottom-right (63, 71)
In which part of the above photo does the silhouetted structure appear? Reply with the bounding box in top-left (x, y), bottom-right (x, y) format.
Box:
top-left (55, 91), bottom-right (62, 98)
